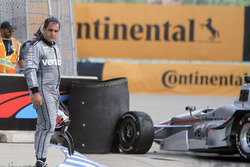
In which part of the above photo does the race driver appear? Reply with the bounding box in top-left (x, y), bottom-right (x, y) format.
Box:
top-left (24, 16), bottom-right (61, 167)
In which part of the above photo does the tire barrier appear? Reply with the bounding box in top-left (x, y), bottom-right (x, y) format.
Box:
top-left (67, 77), bottom-right (129, 153)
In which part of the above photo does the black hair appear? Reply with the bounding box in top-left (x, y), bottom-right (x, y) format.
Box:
top-left (43, 16), bottom-right (60, 30)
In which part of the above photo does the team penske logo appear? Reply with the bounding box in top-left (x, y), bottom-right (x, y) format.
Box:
top-left (42, 59), bottom-right (61, 66)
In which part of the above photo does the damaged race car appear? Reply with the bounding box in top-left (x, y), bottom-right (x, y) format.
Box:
top-left (117, 75), bottom-right (250, 161)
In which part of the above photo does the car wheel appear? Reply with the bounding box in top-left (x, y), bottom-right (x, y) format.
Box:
top-left (234, 113), bottom-right (250, 161)
top-left (118, 111), bottom-right (154, 154)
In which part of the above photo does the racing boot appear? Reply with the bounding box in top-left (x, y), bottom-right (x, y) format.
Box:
top-left (34, 160), bottom-right (48, 167)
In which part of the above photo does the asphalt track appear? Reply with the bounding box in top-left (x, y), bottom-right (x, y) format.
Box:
top-left (1, 94), bottom-right (250, 167)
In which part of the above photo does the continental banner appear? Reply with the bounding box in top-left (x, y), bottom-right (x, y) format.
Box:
top-left (74, 3), bottom-right (244, 61)
top-left (102, 62), bottom-right (250, 96)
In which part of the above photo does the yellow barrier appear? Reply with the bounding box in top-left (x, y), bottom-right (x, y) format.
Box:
top-left (74, 3), bottom-right (244, 61)
top-left (102, 62), bottom-right (250, 96)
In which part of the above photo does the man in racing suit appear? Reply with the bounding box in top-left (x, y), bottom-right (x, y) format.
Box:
top-left (24, 17), bottom-right (61, 167)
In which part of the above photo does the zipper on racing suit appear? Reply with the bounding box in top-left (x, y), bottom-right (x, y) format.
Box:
top-left (53, 47), bottom-right (60, 89)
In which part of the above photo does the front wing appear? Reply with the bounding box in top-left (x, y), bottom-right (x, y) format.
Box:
top-left (154, 123), bottom-right (231, 152)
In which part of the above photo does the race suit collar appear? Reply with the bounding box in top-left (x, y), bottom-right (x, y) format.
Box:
top-left (41, 35), bottom-right (56, 47)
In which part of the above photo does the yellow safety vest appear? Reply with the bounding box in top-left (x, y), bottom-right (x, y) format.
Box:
top-left (0, 37), bottom-right (21, 73)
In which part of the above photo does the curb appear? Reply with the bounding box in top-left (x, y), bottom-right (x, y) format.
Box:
top-left (52, 145), bottom-right (106, 167)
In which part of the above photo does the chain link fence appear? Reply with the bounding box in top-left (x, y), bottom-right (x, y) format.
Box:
top-left (0, 0), bottom-right (77, 76)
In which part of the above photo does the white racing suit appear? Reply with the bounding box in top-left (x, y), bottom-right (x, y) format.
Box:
top-left (24, 36), bottom-right (61, 159)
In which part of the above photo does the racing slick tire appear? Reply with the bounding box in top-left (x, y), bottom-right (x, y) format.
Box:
top-left (232, 113), bottom-right (250, 161)
top-left (118, 111), bottom-right (154, 154)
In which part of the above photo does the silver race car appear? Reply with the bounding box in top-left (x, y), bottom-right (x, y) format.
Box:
top-left (117, 75), bottom-right (250, 161)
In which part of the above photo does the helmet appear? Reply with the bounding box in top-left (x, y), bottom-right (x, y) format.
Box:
top-left (56, 101), bottom-right (70, 129)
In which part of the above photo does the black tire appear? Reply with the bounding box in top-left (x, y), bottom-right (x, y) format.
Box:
top-left (233, 113), bottom-right (250, 161)
top-left (118, 111), bottom-right (154, 154)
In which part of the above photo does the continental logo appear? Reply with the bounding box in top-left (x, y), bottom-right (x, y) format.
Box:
top-left (76, 17), bottom-right (220, 42)
top-left (200, 18), bottom-right (220, 42)
top-left (162, 70), bottom-right (247, 88)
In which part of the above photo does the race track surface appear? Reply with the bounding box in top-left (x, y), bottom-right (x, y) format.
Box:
top-left (1, 94), bottom-right (248, 167)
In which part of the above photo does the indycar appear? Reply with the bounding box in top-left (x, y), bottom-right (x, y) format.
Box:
top-left (117, 75), bottom-right (250, 161)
